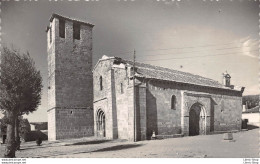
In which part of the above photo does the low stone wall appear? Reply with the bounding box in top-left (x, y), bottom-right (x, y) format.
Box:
top-left (242, 113), bottom-right (260, 126)
top-left (22, 130), bottom-right (48, 142)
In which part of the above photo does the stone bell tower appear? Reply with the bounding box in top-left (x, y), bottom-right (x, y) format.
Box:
top-left (222, 71), bottom-right (231, 87)
top-left (46, 13), bottom-right (94, 141)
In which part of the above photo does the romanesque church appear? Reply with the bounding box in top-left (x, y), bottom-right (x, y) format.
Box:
top-left (46, 14), bottom-right (244, 141)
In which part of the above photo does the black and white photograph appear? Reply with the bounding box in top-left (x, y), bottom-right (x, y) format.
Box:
top-left (0, 0), bottom-right (259, 163)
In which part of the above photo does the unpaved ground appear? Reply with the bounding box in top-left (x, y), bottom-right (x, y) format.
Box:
top-left (0, 128), bottom-right (259, 158)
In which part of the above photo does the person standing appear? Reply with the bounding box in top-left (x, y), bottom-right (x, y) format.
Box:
top-left (1, 125), bottom-right (7, 144)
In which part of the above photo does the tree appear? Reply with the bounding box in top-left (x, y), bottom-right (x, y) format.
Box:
top-left (15, 116), bottom-right (31, 150)
top-left (0, 46), bottom-right (42, 158)
top-left (242, 95), bottom-right (260, 109)
top-left (1, 115), bottom-right (30, 144)
top-left (19, 118), bottom-right (31, 142)
top-left (0, 113), bottom-right (7, 143)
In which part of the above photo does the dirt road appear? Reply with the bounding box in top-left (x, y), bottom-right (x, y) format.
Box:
top-left (0, 128), bottom-right (258, 158)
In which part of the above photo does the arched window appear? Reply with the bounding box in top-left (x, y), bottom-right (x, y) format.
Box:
top-left (171, 95), bottom-right (176, 110)
top-left (99, 76), bottom-right (103, 91)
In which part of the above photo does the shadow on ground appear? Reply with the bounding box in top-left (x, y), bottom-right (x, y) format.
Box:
top-left (19, 146), bottom-right (46, 151)
top-left (48, 144), bottom-right (144, 157)
top-left (247, 124), bottom-right (259, 131)
top-left (91, 144), bottom-right (143, 152)
top-left (65, 140), bottom-right (112, 146)
top-left (18, 144), bottom-right (62, 151)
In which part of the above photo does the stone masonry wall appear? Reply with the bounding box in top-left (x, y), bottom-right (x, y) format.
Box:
top-left (145, 79), bottom-right (243, 137)
top-left (127, 85), bottom-right (134, 141)
top-left (47, 18), bottom-right (56, 141)
top-left (93, 60), bottom-right (137, 141)
top-left (47, 108), bottom-right (56, 140)
top-left (106, 69), bottom-right (118, 139)
top-left (93, 60), bottom-right (113, 101)
top-left (181, 92), bottom-right (211, 136)
top-left (55, 108), bottom-right (93, 139)
top-left (93, 60), bottom-right (115, 139)
top-left (211, 95), bottom-right (242, 132)
top-left (135, 84), bottom-right (147, 140)
top-left (54, 18), bottom-right (93, 108)
top-left (146, 80), bottom-right (182, 138)
top-left (113, 67), bottom-right (130, 140)
top-left (93, 98), bottom-right (109, 137)
top-left (47, 16), bottom-right (94, 140)
top-left (47, 18), bottom-right (56, 109)
top-left (93, 61), bottom-right (242, 140)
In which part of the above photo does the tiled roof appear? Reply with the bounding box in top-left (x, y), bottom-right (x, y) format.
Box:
top-left (49, 13), bottom-right (94, 27)
top-left (95, 56), bottom-right (242, 91)
top-left (115, 57), bottom-right (233, 90)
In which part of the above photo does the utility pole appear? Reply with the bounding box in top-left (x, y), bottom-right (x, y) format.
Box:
top-left (133, 49), bottom-right (136, 142)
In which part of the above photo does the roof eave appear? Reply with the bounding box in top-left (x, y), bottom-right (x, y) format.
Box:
top-left (136, 75), bottom-right (243, 92)
top-left (49, 13), bottom-right (95, 27)
top-left (92, 56), bottom-right (116, 73)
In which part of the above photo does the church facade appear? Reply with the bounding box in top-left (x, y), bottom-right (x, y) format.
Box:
top-left (93, 56), bottom-right (244, 141)
top-left (46, 14), bottom-right (244, 141)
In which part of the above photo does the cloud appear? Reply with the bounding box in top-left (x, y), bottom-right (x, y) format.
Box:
top-left (244, 84), bottom-right (260, 95)
top-left (241, 37), bottom-right (258, 59)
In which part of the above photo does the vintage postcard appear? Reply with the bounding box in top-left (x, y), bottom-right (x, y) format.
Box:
top-left (0, 0), bottom-right (259, 163)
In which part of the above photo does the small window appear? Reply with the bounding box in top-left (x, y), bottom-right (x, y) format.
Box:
top-left (59, 19), bottom-right (65, 38)
top-left (171, 95), bottom-right (176, 110)
top-left (49, 26), bottom-right (52, 43)
top-left (120, 83), bottom-right (124, 94)
top-left (73, 23), bottom-right (80, 40)
top-left (100, 76), bottom-right (103, 91)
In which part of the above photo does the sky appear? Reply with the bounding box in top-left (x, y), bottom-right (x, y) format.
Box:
top-left (1, 0), bottom-right (259, 122)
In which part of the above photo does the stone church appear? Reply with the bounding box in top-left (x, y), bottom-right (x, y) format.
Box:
top-left (46, 14), bottom-right (245, 141)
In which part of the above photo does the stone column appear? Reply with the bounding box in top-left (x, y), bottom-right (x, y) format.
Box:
top-left (136, 85), bottom-right (147, 141)
top-left (127, 85), bottom-right (134, 141)
top-left (181, 92), bottom-right (189, 136)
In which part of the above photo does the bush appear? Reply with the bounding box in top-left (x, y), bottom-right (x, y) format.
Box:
top-left (22, 131), bottom-right (48, 142)
top-left (36, 138), bottom-right (42, 146)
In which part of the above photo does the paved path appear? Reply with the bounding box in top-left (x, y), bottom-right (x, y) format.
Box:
top-left (0, 128), bottom-right (259, 158)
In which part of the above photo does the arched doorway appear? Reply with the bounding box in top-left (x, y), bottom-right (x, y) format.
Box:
top-left (97, 109), bottom-right (106, 137)
top-left (189, 103), bottom-right (206, 136)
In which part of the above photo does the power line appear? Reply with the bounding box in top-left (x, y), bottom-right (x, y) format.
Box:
top-left (112, 50), bottom-right (134, 56)
top-left (215, 46), bottom-right (253, 50)
top-left (94, 40), bottom-right (255, 60)
top-left (97, 50), bottom-right (133, 57)
top-left (136, 45), bottom-right (253, 58)
top-left (93, 53), bottom-right (133, 60)
top-left (135, 41), bottom-right (247, 52)
top-left (99, 40), bottom-right (248, 56)
top-left (93, 51), bottom-right (133, 59)
top-left (94, 46), bottom-right (251, 59)
top-left (139, 50), bottom-right (258, 61)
